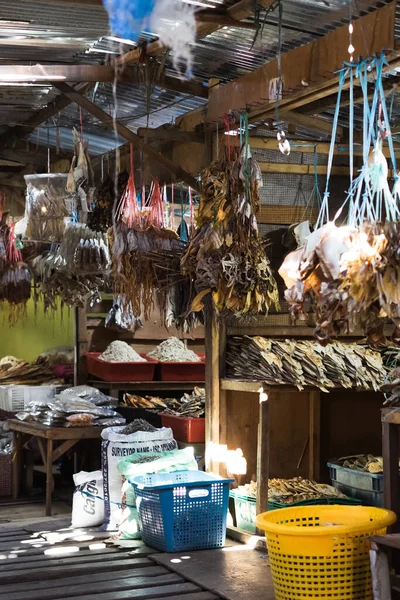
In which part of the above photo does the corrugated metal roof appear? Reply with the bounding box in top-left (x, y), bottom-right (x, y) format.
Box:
top-left (0, 0), bottom-right (394, 155)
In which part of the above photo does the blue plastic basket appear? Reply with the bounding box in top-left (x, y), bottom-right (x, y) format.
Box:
top-left (130, 471), bottom-right (233, 552)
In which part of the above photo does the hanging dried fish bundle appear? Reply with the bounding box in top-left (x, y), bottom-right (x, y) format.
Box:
top-left (24, 173), bottom-right (69, 242)
top-left (182, 133), bottom-right (279, 317)
top-left (0, 223), bottom-right (31, 322)
top-left (226, 336), bottom-right (385, 391)
top-left (280, 56), bottom-right (400, 345)
top-left (87, 175), bottom-right (115, 233)
top-left (34, 222), bottom-right (110, 310)
top-left (111, 147), bottom-right (187, 324)
top-left (65, 128), bottom-right (96, 219)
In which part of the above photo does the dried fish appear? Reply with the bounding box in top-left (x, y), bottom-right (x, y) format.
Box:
top-left (226, 336), bottom-right (385, 391)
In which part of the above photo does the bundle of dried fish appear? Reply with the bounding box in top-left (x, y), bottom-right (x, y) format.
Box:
top-left (24, 173), bottom-right (69, 242)
top-left (338, 454), bottom-right (385, 474)
top-left (162, 387), bottom-right (205, 418)
top-left (182, 141), bottom-right (279, 317)
top-left (0, 223), bottom-right (32, 323)
top-left (0, 354), bottom-right (61, 385)
top-left (268, 477), bottom-right (346, 504)
top-left (226, 336), bottom-right (385, 391)
top-left (122, 394), bottom-right (167, 409)
top-left (87, 176), bottom-right (115, 233)
top-left (33, 223), bottom-right (109, 310)
top-left (65, 128), bottom-right (96, 219)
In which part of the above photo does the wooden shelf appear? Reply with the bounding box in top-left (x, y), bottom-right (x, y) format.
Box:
top-left (221, 379), bottom-right (381, 394)
top-left (88, 380), bottom-right (204, 391)
top-left (382, 407), bottom-right (400, 425)
top-left (220, 379), bottom-right (264, 393)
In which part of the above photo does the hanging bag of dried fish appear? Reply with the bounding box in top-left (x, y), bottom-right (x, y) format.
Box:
top-left (24, 173), bottom-right (69, 243)
top-left (1, 222), bottom-right (31, 323)
top-left (280, 56), bottom-right (400, 346)
top-left (65, 128), bottom-right (96, 221)
top-left (181, 111), bottom-right (279, 317)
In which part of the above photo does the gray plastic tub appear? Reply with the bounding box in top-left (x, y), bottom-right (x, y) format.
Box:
top-left (327, 460), bottom-right (384, 507)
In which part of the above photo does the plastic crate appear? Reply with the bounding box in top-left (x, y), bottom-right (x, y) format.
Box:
top-left (161, 414), bottom-right (205, 442)
top-left (0, 453), bottom-right (12, 497)
top-left (130, 471), bottom-right (233, 552)
top-left (157, 353), bottom-right (205, 382)
top-left (328, 460), bottom-right (385, 507)
top-left (86, 353), bottom-right (157, 382)
top-left (229, 490), bottom-right (257, 533)
top-left (0, 385), bottom-right (61, 412)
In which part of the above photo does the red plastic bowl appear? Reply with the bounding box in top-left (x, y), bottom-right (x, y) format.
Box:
top-left (161, 414), bottom-right (205, 443)
top-left (85, 353), bottom-right (157, 382)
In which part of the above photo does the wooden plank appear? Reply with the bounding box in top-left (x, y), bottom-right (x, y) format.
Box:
top-left (242, 136), bottom-right (400, 158)
top-left (207, 3), bottom-right (396, 122)
top-left (220, 379), bottom-right (263, 393)
top-left (65, 583), bottom-right (203, 599)
top-left (136, 128), bottom-right (204, 143)
top-left (0, 567), bottom-right (168, 595)
top-left (3, 573), bottom-right (184, 600)
top-left (0, 558), bottom-right (153, 583)
top-left (8, 420), bottom-right (103, 440)
top-left (0, 66), bottom-right (207, 99)
top-left (282, 110), bottom-right (343, 136)
top-left (52, 439), bottom-right (78, 463)
top-left (256, 389), bottom-right (269, 520)
top-left (372, 534), bottom-right (400, 551)
top-left (382, 408), bottom-right (400, 425)
top-left (53, 82), bottom-right (200, 192)
top-left (205, 305), bottom-right (222, 474)
top-left (156, 594), bottom-right (218, 600)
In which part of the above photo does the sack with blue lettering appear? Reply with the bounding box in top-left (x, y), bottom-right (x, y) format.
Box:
top-left (72, 470), bottom-right (104, 528)
top-left (101, 426), bottom-right (177, 530)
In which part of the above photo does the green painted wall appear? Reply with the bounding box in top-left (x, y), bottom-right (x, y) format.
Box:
top-left (0, 299), bottom-right (74, 361)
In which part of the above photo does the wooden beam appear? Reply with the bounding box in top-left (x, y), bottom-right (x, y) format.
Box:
top-left (136, 127), bottom-right (203, 143)
top-left (282, 110), bottom-right (343, 137)
top-left (0, 65), bottom-right (208, 98)
top-left (207, 3), bottom-right (396, 122)
top-left (195, 11), bottom-right (257, 30)
top-left (259, 163), bottom-right (349, 176)
top-left (234, 136), bottom-right (400, 158)
top-left (115, 0), bottom-right (276, 67)
top-left (53, 82), bottom-right (201, 191)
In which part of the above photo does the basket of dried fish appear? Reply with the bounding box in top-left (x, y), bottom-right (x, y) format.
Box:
top-left (24, 174), bottom-right (69, 242)
top-left (328, 454), bottom-right (391, 507)
top-left (148, 338), bottom-right (205, 381)
top-left (86, 353), bottom-right (157, 382)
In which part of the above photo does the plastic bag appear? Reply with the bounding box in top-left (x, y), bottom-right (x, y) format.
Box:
top-left (96, 417), bottom-right (126, 427)
top-left (60, 385), bottom-right (101, 398)
top-left (67, 413), bottom-right (96, 427)
top-left (117, 447), bottom-right (198, 539)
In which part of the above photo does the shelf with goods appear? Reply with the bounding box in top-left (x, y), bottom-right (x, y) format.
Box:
top-left (205, 308), bottom-right (386, 531)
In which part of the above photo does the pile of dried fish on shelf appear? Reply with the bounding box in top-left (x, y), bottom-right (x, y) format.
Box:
top-left (122, 387), bottom-right (205, 418)
top-left (226, 336), bottom-right (385, 391)
top-left (181, 116), bottom-right (279, 317)
top-left (236, 477), bottom-right (346, 503)
top-left (0, 355), bottom-right (62, 386)
top-left (336, 454), bottom-right (385, 474)
top-left (268, 477), bottom-right (346, 504)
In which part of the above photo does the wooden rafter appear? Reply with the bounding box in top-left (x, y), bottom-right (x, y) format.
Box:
top-left (53, 82), bottom-right (201, 191)
top-left (0, 65), bottom-right (208, 99)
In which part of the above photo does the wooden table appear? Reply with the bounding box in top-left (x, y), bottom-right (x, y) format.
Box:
top-left (8, 419), bottom-right (104, 516)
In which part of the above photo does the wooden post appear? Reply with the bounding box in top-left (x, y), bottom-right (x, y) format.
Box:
top-left (383, 419), bottom-right (400, 530)
top-left (205, 304), bottom-right (224, 474)
top-left (74, 306), bottom-right (89, 385)
top-left (308, 390), bottom-right (321, 481)
top-left (12, 432), bottom-right (21, 500)
top-left (256, 387), bottom-right (269, 520)
top-left (46, 439), bottom-right (53, 517)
